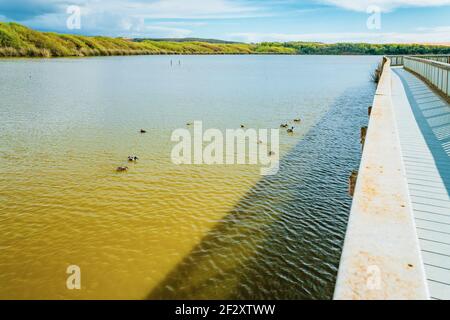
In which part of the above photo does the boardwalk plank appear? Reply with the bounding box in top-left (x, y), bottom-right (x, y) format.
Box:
top-left (417, 228), bottom-right (450, 245)
top-left (392, 67), bottom-right (450, 300)
top-left (428, 281), bottom-right (450, 300)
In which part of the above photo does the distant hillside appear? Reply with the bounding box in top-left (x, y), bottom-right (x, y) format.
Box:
top-left (0, 22), bottom-right (257, 57)
top-left (421, 42), bottom-right (450, 47)
top-left (1, 22), bottom-right (450, 58)
top-left (134, 37), bottom-right (239, 44)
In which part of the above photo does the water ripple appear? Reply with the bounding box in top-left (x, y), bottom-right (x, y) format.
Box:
top-left (149, 85), bottom-right (374, 300)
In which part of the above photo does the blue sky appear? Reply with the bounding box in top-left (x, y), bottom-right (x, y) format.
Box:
top-left (1, 0), bottom-right (450, 43)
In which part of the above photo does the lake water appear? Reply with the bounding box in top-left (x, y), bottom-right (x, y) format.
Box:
top-left (0, 55), bottom-right (378, 299)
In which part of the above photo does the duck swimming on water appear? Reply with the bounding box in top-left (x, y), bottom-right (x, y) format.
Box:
top-left (116, 166), bottom-right (128, 172)
top-left (280, 123), bottom-right (288, 128)
top-left (140, 129), bottom-right (147, 133)
top-left (287, 127), bottom-right (294, 133)
top-left (128, 156), bottom-right (139, 162)
top-left (294, 118), bottom-right (301, 123)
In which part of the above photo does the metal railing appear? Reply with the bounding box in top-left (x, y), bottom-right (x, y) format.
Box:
top-left (387, 55), bottom-right (450, 67)
top-left (403, 56), bottom-right (450, 98)
top-left (388, 55), bottom-right (404, 66)
top-left (415, 55), bottom-right (450, 64)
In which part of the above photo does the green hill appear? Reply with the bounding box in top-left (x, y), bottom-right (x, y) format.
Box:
top-left (1, 22), bottom-right (449, 58)
top-left (134, 37), bottom-right (239, 44)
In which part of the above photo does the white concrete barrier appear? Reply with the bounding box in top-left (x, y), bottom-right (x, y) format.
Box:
top-left (333, 59), bottom-right (429, 300)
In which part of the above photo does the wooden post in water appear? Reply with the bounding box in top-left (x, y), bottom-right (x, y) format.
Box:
top-left (360, 126), bottom-right (368, 147)
top-left (368, 106), bottom-right (372, 116)
top-left (348, 170), bottom-right (358, 197)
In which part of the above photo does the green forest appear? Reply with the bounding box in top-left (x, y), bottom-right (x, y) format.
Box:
top-left (1, 22), bottom-right (449, 58)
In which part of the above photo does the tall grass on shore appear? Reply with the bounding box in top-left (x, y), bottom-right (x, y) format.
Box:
top-left (0, 22), bottom-right (256, 57)
top-left (1, 22), bottom-right (450, 58)
top-left (371, 58), bottom-right (387, 83)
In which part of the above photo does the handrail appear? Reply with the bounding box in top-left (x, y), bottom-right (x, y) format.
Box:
top-left (405, 56), bottom-right (450, 70)
top-left (403, 56), bottom-right (450, 98)
top-left (387, 55), bottom-right (450, 67)
top-left (333, 58), bottom-right (429, 300)
top-left (413, 55), bottom-right (450, 64)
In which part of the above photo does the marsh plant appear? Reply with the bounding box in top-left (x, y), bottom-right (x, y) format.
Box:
top-left (371, 58), bottom-right (387, 83)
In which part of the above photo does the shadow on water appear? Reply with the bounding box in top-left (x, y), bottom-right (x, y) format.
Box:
top-left (394, 68), bottom-right (450, 196)
top-left (148, 85), bottom-right (375, 300)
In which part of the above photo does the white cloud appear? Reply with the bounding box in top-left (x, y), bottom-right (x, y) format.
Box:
top-left (153, 21), bottom-right (208, 27)
top-left (318, 0), bottom-right (450, 12)
top-left (142, 0), bottom-right (266, 18)
top-left (124, 25), bottom-right (193, 38)
top-left (228, 29), bottom-right (450, 43)
top-left (0, 0), bottom-right (267, 20)
top-left (10, 0), bottom-right (267, 37)
top-left (81, 0), bottom-right (268, 20)
top-left (416, 25), bottom-right (450, 32)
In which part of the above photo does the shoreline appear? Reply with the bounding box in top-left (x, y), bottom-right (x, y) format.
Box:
top-left (0, 52), bottom-right (387, 59)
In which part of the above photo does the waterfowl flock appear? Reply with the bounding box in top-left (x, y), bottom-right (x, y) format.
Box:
top-left (243, 117), bottom-right (301, 133)
top-left (117, 118), bottom-right (301, 172)
top-left (128, 155), bottom-right (139, 162)
top-left (117, 156), bottom-right (139, 172)
top-left (281, 118), bottom-right (301, 133)
top-left (178, 119), bottom-right (299, 162)
top-left (116, 131), bottom-right (145, 172)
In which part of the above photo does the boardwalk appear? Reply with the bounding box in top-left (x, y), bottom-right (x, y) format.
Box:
top-left (392, 67), bottom-right (450, 300)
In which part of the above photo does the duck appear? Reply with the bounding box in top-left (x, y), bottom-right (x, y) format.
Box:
top-left (240, 125), bottom-right (245, 128)
top-left (140, 129), bottom-right (147, 133)
top-left (293, 118), bottom-right (301, 123)
top-left (128, 156), bottom-right (139, 162)
top-left (280, 123), bottom-right (288, 128)
top-left (287, 127), bottom-right (294, 133)
top-left (116, 166), bottom-right (128, 172)
top-left (268, 151), bottom-right (276, 156)
top-left (186, 122), bottom-right (193, 126)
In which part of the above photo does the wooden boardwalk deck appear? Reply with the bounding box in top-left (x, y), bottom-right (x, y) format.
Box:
top-left (392, 67), bottom-right (450, 300)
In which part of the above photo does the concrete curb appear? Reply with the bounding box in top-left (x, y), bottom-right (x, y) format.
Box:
top-left (333, 59), bottom-right (429, 300)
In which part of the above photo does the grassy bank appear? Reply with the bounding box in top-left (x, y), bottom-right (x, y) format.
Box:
top-left (1, 22), bottom-right (450, 58)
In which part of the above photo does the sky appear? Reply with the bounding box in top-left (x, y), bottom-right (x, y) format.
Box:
top-left (0, 0), bottom-right (450, 43)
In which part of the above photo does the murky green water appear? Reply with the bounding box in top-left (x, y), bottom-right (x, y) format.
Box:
top-left (0, 55), bottom-right (377, 299)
